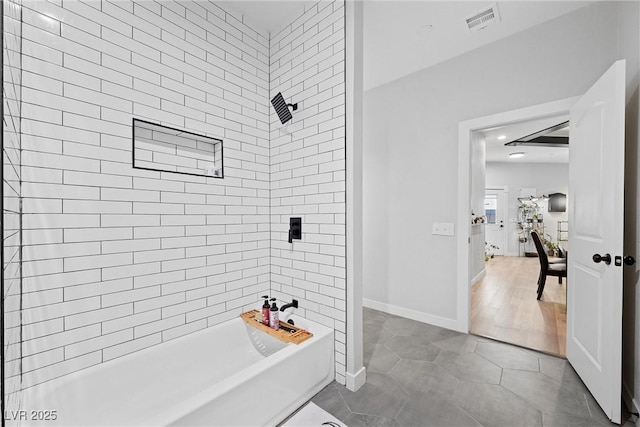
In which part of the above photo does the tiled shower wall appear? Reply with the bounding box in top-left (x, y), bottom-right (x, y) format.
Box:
top-left (269, 1), bottom-right (347, 384)
top-left (3, 0), bottom-right (24, 410)
top-left (7, 0), bottom-right (347, 390)
top-left (19, 0), bottom-right (272, 388)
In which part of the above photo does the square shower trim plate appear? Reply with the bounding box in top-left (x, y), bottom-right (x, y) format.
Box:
top-left (240, 310), bottom-right (313, 344)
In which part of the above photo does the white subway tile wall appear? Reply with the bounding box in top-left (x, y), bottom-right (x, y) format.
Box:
top-left (3, 0), bottom-right (24, 410)
top-left (19, 0), bottom-right (273, 388)
top-left (269, 1), bottom-right (347, 384)
top-left (6, 0), bottom-right (347, 390)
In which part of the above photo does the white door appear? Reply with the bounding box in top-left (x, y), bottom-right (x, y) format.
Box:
top-left (484, 189), bottom-right (507, 256)
top-left (567, 60), bottom-right (625, 423)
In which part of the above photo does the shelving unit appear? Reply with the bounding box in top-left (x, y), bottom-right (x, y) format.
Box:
top-left (557, 221), bottom-right (568, 243)
top-left (518, 198), bottom-right (544, 257)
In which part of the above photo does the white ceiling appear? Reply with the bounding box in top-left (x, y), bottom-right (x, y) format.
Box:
top-left (362, 1), bottom-right (593, 90)
top-left (217, 0), bottom-right (313, 34)
top-left (481, 115), bottom-right (570, 164)
top-left (221, 1), bottom-right (582, 164)
top-left (226, 1), bottom-right (594, 90)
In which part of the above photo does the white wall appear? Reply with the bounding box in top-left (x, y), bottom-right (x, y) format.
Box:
top-left (13, 0), bottom-right (347, 389)
top-left (486, 162), bottom-right (569, 256)
top-left (345, 0), bottom-right (365, 390)
top-left (363, 2), bottom-right (637, 329)
top-left (269, 0), bottom-right (347, 384)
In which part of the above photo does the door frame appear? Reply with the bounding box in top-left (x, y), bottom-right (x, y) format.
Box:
top-left (455, 96), bottom-right (579, 332)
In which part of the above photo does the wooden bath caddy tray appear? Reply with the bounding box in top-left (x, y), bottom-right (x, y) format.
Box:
top-left (240, 310), bottom-right (313, 345)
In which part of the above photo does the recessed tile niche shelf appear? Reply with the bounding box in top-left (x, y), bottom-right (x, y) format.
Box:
top-left (132, 119), bottom-right (223, 178)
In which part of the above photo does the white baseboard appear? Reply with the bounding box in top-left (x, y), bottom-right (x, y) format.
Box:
top-left (471, 268), bottom-right (486, 285)
top-left (363, 298), bottom-right (463, 332)
top-left (345, 366), bottom-right (366, 392)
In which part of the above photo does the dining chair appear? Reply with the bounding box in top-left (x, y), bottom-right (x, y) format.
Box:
top-left (531, 231), bottom-right (567, 300)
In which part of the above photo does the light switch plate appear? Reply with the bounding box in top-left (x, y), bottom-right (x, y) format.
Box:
top-left (441, 222), bottom-right (455, 236)
top-left (433, 222), bottom-right (455, 236)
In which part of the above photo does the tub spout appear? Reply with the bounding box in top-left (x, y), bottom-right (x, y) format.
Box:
top-left (280, 299), bottom-right (298, 312)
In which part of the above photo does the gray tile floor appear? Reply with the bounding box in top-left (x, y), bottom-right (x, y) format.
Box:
top-left (311, 308), bottom-right (636, 427)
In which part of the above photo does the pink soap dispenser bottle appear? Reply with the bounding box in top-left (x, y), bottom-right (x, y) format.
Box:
top-left (261, 295), bottom-right (270, 326)
top-left (269, 298), bottom-right (279, 330)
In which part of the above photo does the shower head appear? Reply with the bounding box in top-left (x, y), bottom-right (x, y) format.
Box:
top-left (271, 92), bottom-right (298, 124)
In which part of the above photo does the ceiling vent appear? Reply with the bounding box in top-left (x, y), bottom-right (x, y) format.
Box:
top-left (466, 4), bottom-right (500, 31)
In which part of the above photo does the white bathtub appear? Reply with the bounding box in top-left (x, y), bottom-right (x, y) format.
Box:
top-left (17, 315), bottom-right (334, 426)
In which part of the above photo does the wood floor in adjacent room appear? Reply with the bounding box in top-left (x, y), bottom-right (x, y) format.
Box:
top-left (470, 255), bottom-right (567, 357)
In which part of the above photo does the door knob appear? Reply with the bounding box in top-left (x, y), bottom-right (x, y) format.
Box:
top-left (593, 253), bottom-right (612, 265)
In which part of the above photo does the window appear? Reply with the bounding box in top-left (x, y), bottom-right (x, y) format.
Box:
top-left (484, 194), bottom-right (498, 224)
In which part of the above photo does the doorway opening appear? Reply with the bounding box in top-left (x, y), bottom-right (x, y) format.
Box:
top-left (458, 60), bottom-right (628, 425)
top-left (456, 97), bottom-right (578, 355)
top-left (470, 120), bottom-right (570, 357)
